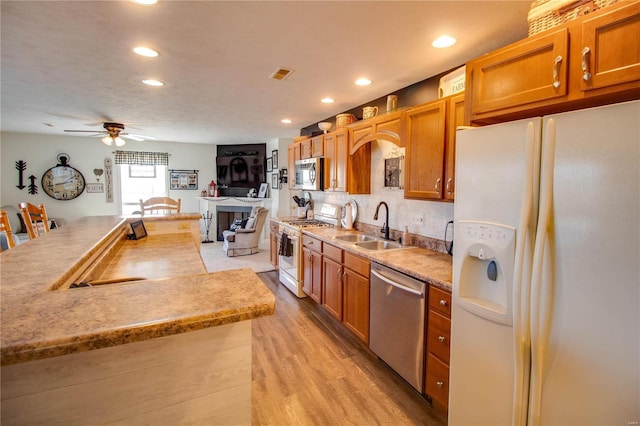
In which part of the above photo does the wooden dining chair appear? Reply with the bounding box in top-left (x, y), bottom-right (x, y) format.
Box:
top-left (1, 209), bottom-right (16, 251)
top-left (19, 202), bottom-right (50, 240)
top-left (139, 197), bottom-right (181, 216)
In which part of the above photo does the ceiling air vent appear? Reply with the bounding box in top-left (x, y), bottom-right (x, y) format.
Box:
top-left (269, 67), bottom-right (293, 81)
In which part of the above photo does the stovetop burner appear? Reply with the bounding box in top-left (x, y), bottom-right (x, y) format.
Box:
top-left (281, 218), bottom-right (333, 228)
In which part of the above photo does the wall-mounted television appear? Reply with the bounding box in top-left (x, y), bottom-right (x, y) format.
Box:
top-left (216, 144), bottom-right (266, 191)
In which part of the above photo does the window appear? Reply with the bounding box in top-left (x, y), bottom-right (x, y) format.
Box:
top-left (120, 165), bottom-right (167, 215)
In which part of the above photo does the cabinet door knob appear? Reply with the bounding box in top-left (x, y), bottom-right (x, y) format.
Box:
top-left (552, 55), bottom-right (563, 88)
top-left (438, 335), bottom-right (446, 343)
top-left (436, 381), bottom-right (445, 388)
top-left (581, 47), bottom-right (592, 81)
top-left (439, 299), bottom-right (448, 307)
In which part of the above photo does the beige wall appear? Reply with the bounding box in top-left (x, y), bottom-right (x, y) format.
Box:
top-left (1, 132), bottom-right (217, 224)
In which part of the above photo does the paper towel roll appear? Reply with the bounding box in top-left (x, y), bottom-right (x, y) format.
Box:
top-left (344, 203), bottom-right (353, 229)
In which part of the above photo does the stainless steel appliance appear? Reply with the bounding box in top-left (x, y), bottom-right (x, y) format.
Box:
top-left (277, 203), bottom-right (341, 297)
top-left (369, 263), bottom-right (426, 392)
top-left (294, 158), bottom-right (323, 191)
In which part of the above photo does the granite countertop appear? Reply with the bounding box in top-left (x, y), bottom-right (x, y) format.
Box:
top-left (299, 226), bottom-right (452, 291)
top-left (0, 215), bottom-right (275, 366)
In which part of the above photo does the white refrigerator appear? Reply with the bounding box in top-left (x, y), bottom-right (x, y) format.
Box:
top-left (449, 100), bottom-right (639, 425)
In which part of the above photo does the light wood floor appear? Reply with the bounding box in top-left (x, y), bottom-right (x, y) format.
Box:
top-left (252, 271), bottom-right (447, 426)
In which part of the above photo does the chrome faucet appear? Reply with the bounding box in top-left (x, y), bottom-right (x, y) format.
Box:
top-left (373, 201), bottom-right (392, 240)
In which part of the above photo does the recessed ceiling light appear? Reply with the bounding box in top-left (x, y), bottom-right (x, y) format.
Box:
top-left (142, 79), bottom-right (164, 87)
top-left (432, 35), bottom-right (456, 48)
top-left (321, 97), bottom-right (335, 104)
top-left (281, 119), bottom-right (292, 124)
top-left (131, 0), bottom-right (157, 5)
top-left (355, 78), bottom-right (372, 86)
top-left (133, 46), bottom-right (159, 57)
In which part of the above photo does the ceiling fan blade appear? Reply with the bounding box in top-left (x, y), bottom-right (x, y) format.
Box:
top-left (64, 129), bottom-right (106, 133)
top-left (123, 133), bottom-right (156, 141)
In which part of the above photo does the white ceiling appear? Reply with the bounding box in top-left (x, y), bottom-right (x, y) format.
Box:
top-left (1, 1), bottom-right (532, 145)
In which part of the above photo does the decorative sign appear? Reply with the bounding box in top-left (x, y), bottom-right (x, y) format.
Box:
top-left (15, 160), bottom-right (27, 190)
top-left (86, 183), bottom-right (104, 193)
top-left (105, 158), bottom-right (114, 203)
top-left (169, 169), bottom-right (199, 190)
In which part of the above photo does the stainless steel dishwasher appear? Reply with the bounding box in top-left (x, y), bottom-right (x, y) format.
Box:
top-left (369, 262), bottom-right (426, 392)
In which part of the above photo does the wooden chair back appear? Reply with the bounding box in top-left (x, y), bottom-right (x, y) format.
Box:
top-left (139, 197), bottom-right (181, 216)
top-left (0, 209), bottom-right (16, 250)
top-left (19, 202), bottom-right (50, 240)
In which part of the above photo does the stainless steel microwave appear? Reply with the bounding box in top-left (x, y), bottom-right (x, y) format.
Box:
top-left (294, 158), bottom-right (323, 191)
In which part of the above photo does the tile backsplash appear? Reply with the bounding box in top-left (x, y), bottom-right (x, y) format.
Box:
top-left (291, 140), bottom-right (454, 253)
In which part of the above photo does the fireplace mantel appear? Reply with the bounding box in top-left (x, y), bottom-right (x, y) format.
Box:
top-left (197, 197), bottom-right (271, 244)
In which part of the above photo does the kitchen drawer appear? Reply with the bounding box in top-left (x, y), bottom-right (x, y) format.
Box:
top-left (302, 234), bottom-right (322, 252)
top-left (429, 286), bottom-right (451, 318)
top-left (427, 310), bottom-right (451, 363)
top-left (322, 242), bottom-right (342, 262)
top-left (426, 353), bottom-right (450, 409)
top-left (343, 251), bottom-right (370, 278)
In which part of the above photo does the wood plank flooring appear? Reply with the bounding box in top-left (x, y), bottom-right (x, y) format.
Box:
top-left (253, 271), bottom-right (447, 426)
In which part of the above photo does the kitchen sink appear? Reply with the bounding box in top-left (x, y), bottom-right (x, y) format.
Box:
top-left (355, 240), bottom-right (403, 250)
top-left (334, 234), bottom-right (376, 243)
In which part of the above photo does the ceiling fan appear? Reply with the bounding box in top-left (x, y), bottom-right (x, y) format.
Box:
top-left (64, 122), bottom-right (155, 147)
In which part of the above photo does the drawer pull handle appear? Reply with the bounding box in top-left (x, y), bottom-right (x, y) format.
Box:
top-left (435, 178), bottom-right (441, 194)
top-left (446, 177), bottom-right (453, 194)
top-left (439, 299), bottom-right (448, 307)
top-left (552, 55), bottom-right (563, 88)
top-left (436, 381), bottom-right (445, 388)
top-left (438, 336), bottom-right (446, 343)
top-left (581, 47), bottom-right (592, 81)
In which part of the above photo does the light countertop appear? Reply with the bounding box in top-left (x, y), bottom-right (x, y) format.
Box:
top-left (297, 226), bottom-right (452, 291)
top-left (0, 215), bottom-right (275, 365)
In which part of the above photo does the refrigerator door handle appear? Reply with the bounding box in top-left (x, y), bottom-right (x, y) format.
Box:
top-left (511, 121), bottom-right (537, 426)
top-left (529, 118), bottom-right (557, 425)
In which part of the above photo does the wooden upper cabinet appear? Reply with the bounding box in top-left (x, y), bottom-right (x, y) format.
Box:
top-left (404, 99), bottom-right (447, 200)
top-left (301, 139), bottom-right (312, 159)
top-left (468, 28), bottom-right (569, 116)
top-left (324, 128), bottom-right (370, 194)
top-left (302, 135), bottom-right (324, 159)
top-left (466, 1), bottom-right (640, 124)
top-left (349, 109), bottom-right (405, 154)
top-left (444, 93), bottom-right (465, 201)
top-left (287, 142), bottom-right (300, 189)
top-left (579, 1), bottom-right (640, 93)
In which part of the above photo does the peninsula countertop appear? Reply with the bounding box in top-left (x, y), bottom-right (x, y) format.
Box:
top-left (297, 226), bottom-right (452, 291)
top-left (0, 215), bottom-right (275, 365)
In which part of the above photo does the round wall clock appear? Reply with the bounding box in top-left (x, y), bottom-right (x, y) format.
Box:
top-left (41, 153), bottom-right (86, 200)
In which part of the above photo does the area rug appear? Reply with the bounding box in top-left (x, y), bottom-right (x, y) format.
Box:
top-left (200, 241), bottom-right (275, 273)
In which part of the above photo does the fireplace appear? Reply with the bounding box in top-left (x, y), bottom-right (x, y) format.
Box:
top-left (216, 205), bottom-right (253, 241)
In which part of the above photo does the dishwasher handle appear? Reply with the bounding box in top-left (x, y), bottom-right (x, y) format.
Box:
top-left (371, 269), bottom-right (424, 297)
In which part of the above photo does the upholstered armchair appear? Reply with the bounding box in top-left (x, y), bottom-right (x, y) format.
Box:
top-left (222, 207), bottom-right (269, 257)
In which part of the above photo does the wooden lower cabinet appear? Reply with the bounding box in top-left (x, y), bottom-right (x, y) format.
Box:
top-left (322, 256), bottom-right (343, 320)
top-left (425, 285), bottom-right (452, 411)
top-left (302, 247), bottom-right (322, 303)
top-left (343, 252), bottom-right (370, 344)
top-left (269, 220), bottom-right (279, 269)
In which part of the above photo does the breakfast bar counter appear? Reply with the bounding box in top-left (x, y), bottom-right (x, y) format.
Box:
top-left (1, 214), bottom-right (275, 425)
top-left (0, 214), bottom-right (275, 365)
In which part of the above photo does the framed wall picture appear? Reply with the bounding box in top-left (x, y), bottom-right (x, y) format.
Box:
top-left (272, 150), bottom-right (278, 169)
top-left (266, 157), bottom-right (273, 172)
top-left (271, 173), bottom-right (278, 189)
top-left (384, 156), bottom-right (404, 189)
top-left (258, 182), bottom-right (268, 198)
top-left (169, 169), bottom-right (199, 190)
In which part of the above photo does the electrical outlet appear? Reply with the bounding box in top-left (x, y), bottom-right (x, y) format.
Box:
top-left (411, 213), bottom-right (424, 226)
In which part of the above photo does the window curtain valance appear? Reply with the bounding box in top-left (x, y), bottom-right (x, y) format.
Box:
top-left (114, 150), bottom-right (169, 166)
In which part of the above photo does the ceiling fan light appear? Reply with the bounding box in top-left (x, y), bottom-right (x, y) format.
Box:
top-left (102, 136), bottom-right (114, 146)
top-left (114, 137), bottom-right (126, 147)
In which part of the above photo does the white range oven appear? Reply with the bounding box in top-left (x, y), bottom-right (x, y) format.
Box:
top-left (277, 203), bottom-right (342, 298)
